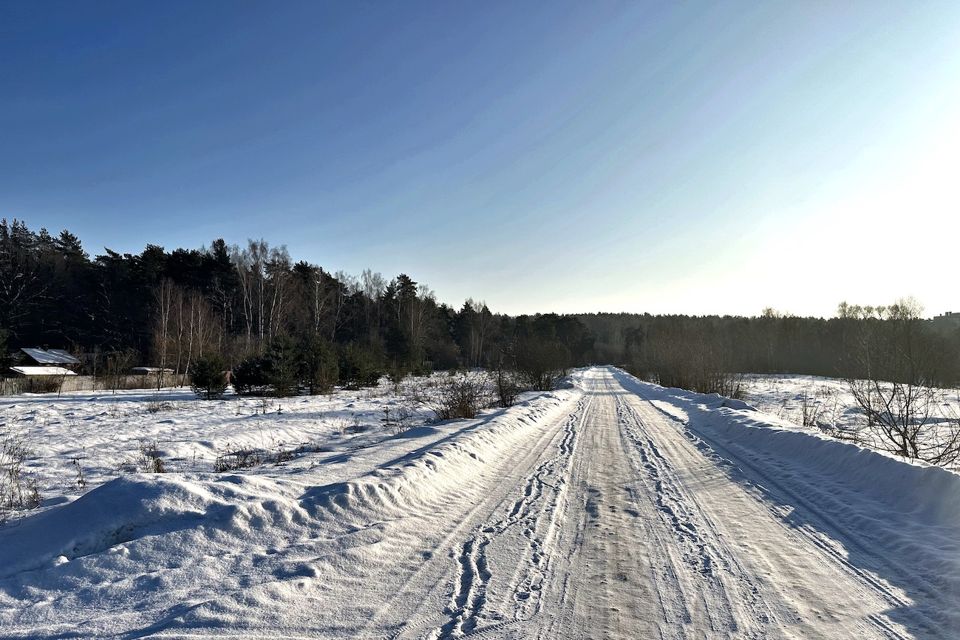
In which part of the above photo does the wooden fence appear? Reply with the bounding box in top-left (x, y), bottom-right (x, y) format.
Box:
top-left (0, 374), bottom-right (184, 396)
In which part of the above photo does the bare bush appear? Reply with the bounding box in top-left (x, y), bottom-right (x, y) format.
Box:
top-left (642, 322), bottom-right (744, 398)
top-left (515, 338), bottom-right (568, 391)
top-left (138, 440), bottom-right (166, 473)
top-left (848, 379), bottom-right (960, 464)
top-left (799, 388), bottom-right (823, 428)
top-left (401, 377), bottom-right (434, 406)
top-left (146, 400), bottom-right (175, 414)
top-left (380, 405), bottom-right (416, 434)
top-left (273, 443), bottom-right (296, 464)
top-left (795, 386), bottom-right (847, 435)
top-left (1, 435), bottom-right (41, 522)
top-left (430, 373), bottom-right (493, 421)
top-left (212, 441), bottom-right (303, 472)
top-left (214, 448), bottom-right (264, 472)
top-left (712, 372), bottom-right (744, 399)
top-left (494, 366), bottom-right (522, 408)
top-left (844, 300), bottom-right (960, 466)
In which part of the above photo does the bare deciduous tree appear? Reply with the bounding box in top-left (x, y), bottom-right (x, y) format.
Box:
top-left (153, 279), bottom-right (174, 389)
top-left (230, 240), bottom-right (293, 351)
top-left (845, 298), bottom-right (960, 466)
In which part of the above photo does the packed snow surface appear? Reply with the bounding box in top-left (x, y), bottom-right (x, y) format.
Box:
top-left (1, 367), bottom-right (958, 638)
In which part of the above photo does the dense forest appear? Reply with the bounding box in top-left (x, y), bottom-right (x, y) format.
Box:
top-left (2, 218), bottom-right (959, 392)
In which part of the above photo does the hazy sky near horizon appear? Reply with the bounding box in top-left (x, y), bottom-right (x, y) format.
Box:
top-left (2, 1), bottom-right (959, 318)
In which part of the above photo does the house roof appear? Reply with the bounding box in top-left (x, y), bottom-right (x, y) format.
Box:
top-left (47, 348), bottom-right (80, 362)
top-left (131, 367), bottom-right (175, 374)
top-left (10, 366), bottom-right (77, 376)
top-left (20, 348), bottom-right (80, 365)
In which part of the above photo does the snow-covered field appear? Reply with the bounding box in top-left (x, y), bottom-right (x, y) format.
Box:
top-left (742, 373), bottom-right (960, 467)
top-left (1, 367), bottom-right (958, 638)
top-left (0, 375), bottom-right (457, 512)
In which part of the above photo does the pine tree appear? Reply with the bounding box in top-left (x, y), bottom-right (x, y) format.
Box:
top-left (300, 334), bottom-right (338, 394)
top-left (266, 335), bottom-right (298, 397)
top-left (189, 355), bottom-right (228, 400)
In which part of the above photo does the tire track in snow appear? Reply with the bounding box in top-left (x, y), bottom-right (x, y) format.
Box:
top-left (615, 394), bottom-right (784, 638)
top-left (638, 396), bottom-right (919, 639)
top-left (340, 393), bottom-right (583, 639)
top-left (430, 397), bottom-right (589, 639)
top-left (626, 386), bottom-right (916, 640)
top-left (535, 377), bottom-right (702, 640)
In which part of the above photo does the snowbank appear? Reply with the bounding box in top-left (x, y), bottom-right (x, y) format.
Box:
top-left (614, 369), bottom-right (960, 530)
top-left (0, 473), bottom-right (303, 579)
top-left (299, 389), bottom-right (575, 520)
top-left (708, 408), bottom-right (960, 528)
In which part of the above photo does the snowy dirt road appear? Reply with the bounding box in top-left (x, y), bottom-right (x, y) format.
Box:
top-left (382, 368), bottom-right (951, 639)
top-left (531, 371), bottom-right (910, 640)
top-left (2, 367), bottom-right (956, 639)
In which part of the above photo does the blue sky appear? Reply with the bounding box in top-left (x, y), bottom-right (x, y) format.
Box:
top-left (2, 1), bottom-right (958, 317)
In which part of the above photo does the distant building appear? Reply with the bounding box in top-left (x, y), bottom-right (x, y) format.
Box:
top-left (130, 366), bottom-right (175, 376)
top-left (932, 312), bottom-right (960, 332)
top-left (8, 366), bottom-right (77, 378)
top-left (4, 348), bottom-right (81, 379)
top-left (18, 347), bottom-right (81, 368)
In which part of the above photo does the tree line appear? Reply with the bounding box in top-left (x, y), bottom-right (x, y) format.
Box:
top-left (580, 305), bottom-right (960, 391)
top-left (2, 218), bottom-right (958, 395)
top-left (0, 219), bottom-right (592, 390)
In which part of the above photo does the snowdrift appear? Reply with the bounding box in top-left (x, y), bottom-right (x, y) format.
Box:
top-left (302, 391), bottom-right (573, 516)
top-left (0, 473), bottom-right (306, 580)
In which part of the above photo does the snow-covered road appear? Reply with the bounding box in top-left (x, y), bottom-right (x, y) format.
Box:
top-left (1, 367), bottom-right (957, 638)
top-left (394, 368), bottom-right (941, 639)
top-left (536, 370), bottom-right (911, 639)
